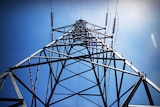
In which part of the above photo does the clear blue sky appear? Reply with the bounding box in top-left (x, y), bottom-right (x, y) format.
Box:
top-left (0, 0), bottom-right (160, 106)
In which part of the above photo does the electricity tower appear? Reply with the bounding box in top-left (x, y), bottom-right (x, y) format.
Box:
top-left (0, 19), bottom-right (160, 107)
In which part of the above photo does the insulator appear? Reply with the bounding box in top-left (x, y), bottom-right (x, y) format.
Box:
top-left (112, 17), bottom-right (116, 34)
top-left (51, 12), bottom-right (53, 28)
top-left (105, 12), bottom-right (108, 26)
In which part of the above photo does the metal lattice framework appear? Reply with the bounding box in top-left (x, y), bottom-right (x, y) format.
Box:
top-left (0, 19), bottom-right (160, 107)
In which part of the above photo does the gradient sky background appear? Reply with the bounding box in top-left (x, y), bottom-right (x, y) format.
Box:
top-left (0, 0), bottom-right (160, 106)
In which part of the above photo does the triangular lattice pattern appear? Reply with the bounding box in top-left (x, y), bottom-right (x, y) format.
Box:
top-left (0, 19), bottom-right (160, 107)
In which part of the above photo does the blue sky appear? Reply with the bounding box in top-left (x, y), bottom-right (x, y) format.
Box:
top-left (0, 0), bottom-right (160, 106)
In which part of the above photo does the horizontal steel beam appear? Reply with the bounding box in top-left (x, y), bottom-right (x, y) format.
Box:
top-left (129, 105), bottom-right (159, 107)
top-left (0, 98), bottom-right (23, 102)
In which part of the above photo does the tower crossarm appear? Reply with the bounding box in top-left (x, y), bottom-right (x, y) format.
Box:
top-left (0, 19), bottom-right (160, 107)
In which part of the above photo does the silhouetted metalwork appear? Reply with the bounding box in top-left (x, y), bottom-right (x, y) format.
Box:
top-left (0, 19), bottom-right (160, 107)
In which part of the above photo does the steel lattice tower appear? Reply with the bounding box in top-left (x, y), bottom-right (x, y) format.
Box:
top-left (0, 19), bottom-right (160, 107)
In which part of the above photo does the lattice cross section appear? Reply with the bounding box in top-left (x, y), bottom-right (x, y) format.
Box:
top-left (0, 19), bottom-right (160, 107)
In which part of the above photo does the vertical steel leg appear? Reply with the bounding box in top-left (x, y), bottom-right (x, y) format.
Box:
top-left (9, 72), bottom-right (27, 107)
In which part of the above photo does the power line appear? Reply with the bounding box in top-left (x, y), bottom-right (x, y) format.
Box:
top-left (80, 0), bottom-right (83, 19)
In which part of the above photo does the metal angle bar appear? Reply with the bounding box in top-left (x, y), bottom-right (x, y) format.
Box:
top-left (63, 44), bottom-right (108, 52)
top-left (64, 43), bottom-right (69, 56)
top-left (59, 68), bottom-right (96, 84)
top-left (84, 57), bottom-right (123, 60)
top-left (53, 29), bottom-right (69, 34)
top-left (90, 39), bottom-right (143, 76)
top-left (30, 52), bottom-right (42, 107)
top-left (95, 37), bottom-right (142, 75)
top-left (100, 59), bottom-right (111, 83)
top-left (33, 52), bottom-right (42, 91)
top-left (0, 98), bottom-right (23, 102)
top-left (88, 30), bottom-right (112, 37)
top-left (70, 47), bottom-right (86, 55)
top-left (122, 76), bottom-right (143, 106)
top-left (45, 31), bottom-right (73, 48)
top-left (45, 49), bottom-right (74, 58)
top-left (8, 101), bottom-right (24, 107)
top-left (43, 50), bottom-right (57, 81)
top-left (128, 105), bottom-right (160, 107)
top-left (143, 81), bottom-right (154, 105)
top-left (49, 40), bottom-right (110, 52)
top-left (86, 45), bottom-right (111, 52)
top-left (54, 93), bottom-right (100, 96)
top-left (86, 48), bottom-right (107, 107)
top-left (78, 95), bottom-right (103, 107)
top-left (83, 60), bottom-right (139, 76)
top-left (9, 72), bottom-right (27, 107)
top-left (47, 49), bottom-right (97, 58)
top-left (118, 62), bottom-right (126, 96)
top-left (51, 92), bottom-right (102, 107)
top-left (56, 44), bottom-right (64, 83)
top-left (113, 54), bottom-right (120, 107)
top-left (12, 72), bottom-right (45, 105)
top-left (32, 56), bottom-right (64, 59)
top-left (28, 60), bottom-right (34, 91)
top-left (11, 55), bottom-right (138, 76)
top-left (0, 75), bottom-right (7, 90)
top-left (87, 22), bottom-right (106, 29)
top-left (0, 98), bottom-right (24, 107)
top-left (79, 93), bottom-right (101, 96)
top-left (91, 28), bottom-right (106, 31)
top-left (58, 68), bottom-right (91, 82)
top-left (52, 24), bottom-right (74, 31)
top-left (109, 84), bottom-right (135, 107)
top-left (43, 50), bottom-right (56, 103)
top-left (145, 77), bottom-right (160, 93)
top-left (64, 68), bottom-right (95, 83)
top-left (77, 59), bottom-right (92, 68)
top-left (65, 57), bottom-right (92, 69)
top-left (12, 21), bottom-right (107, 68)
top-left (50, 43), bottom-right (111, 47)
top-left (97, 36), bottom-right (113, 39)
top-left (49, 44), bottom-right (72, 47)
top-left (50, 84), bottom-right (98, 105)
top-left (108, 46), bottom-right (142, 75)
top-left (0, 71), bottom-right (9, 78)
top-left (47, 49), bottom-right (107, 57)
top-left (47, 46), bottom-right (73, 104)
top-left (0, 22), bottom-right (106, 104)
top-left (46, 48), bottom-right (114, 61)
top-left (45, 36), bottom-right (63, 47)
top-left (13, 49), bottom-right (43, 68)
top-left (95, 37), bottom-right (160, 95)
top-left (64, 58), bottom-right (82, 67)
top-left (102, 48), bottom-right (108, 102)
top-left (33, 56), bottom-right (123, 60)
top-left (11, 58), bottom-right (69, 69)
top-left (34, 57), bottom-right (137, 76)
top-left (45, 69), bottom-right (54, 103)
